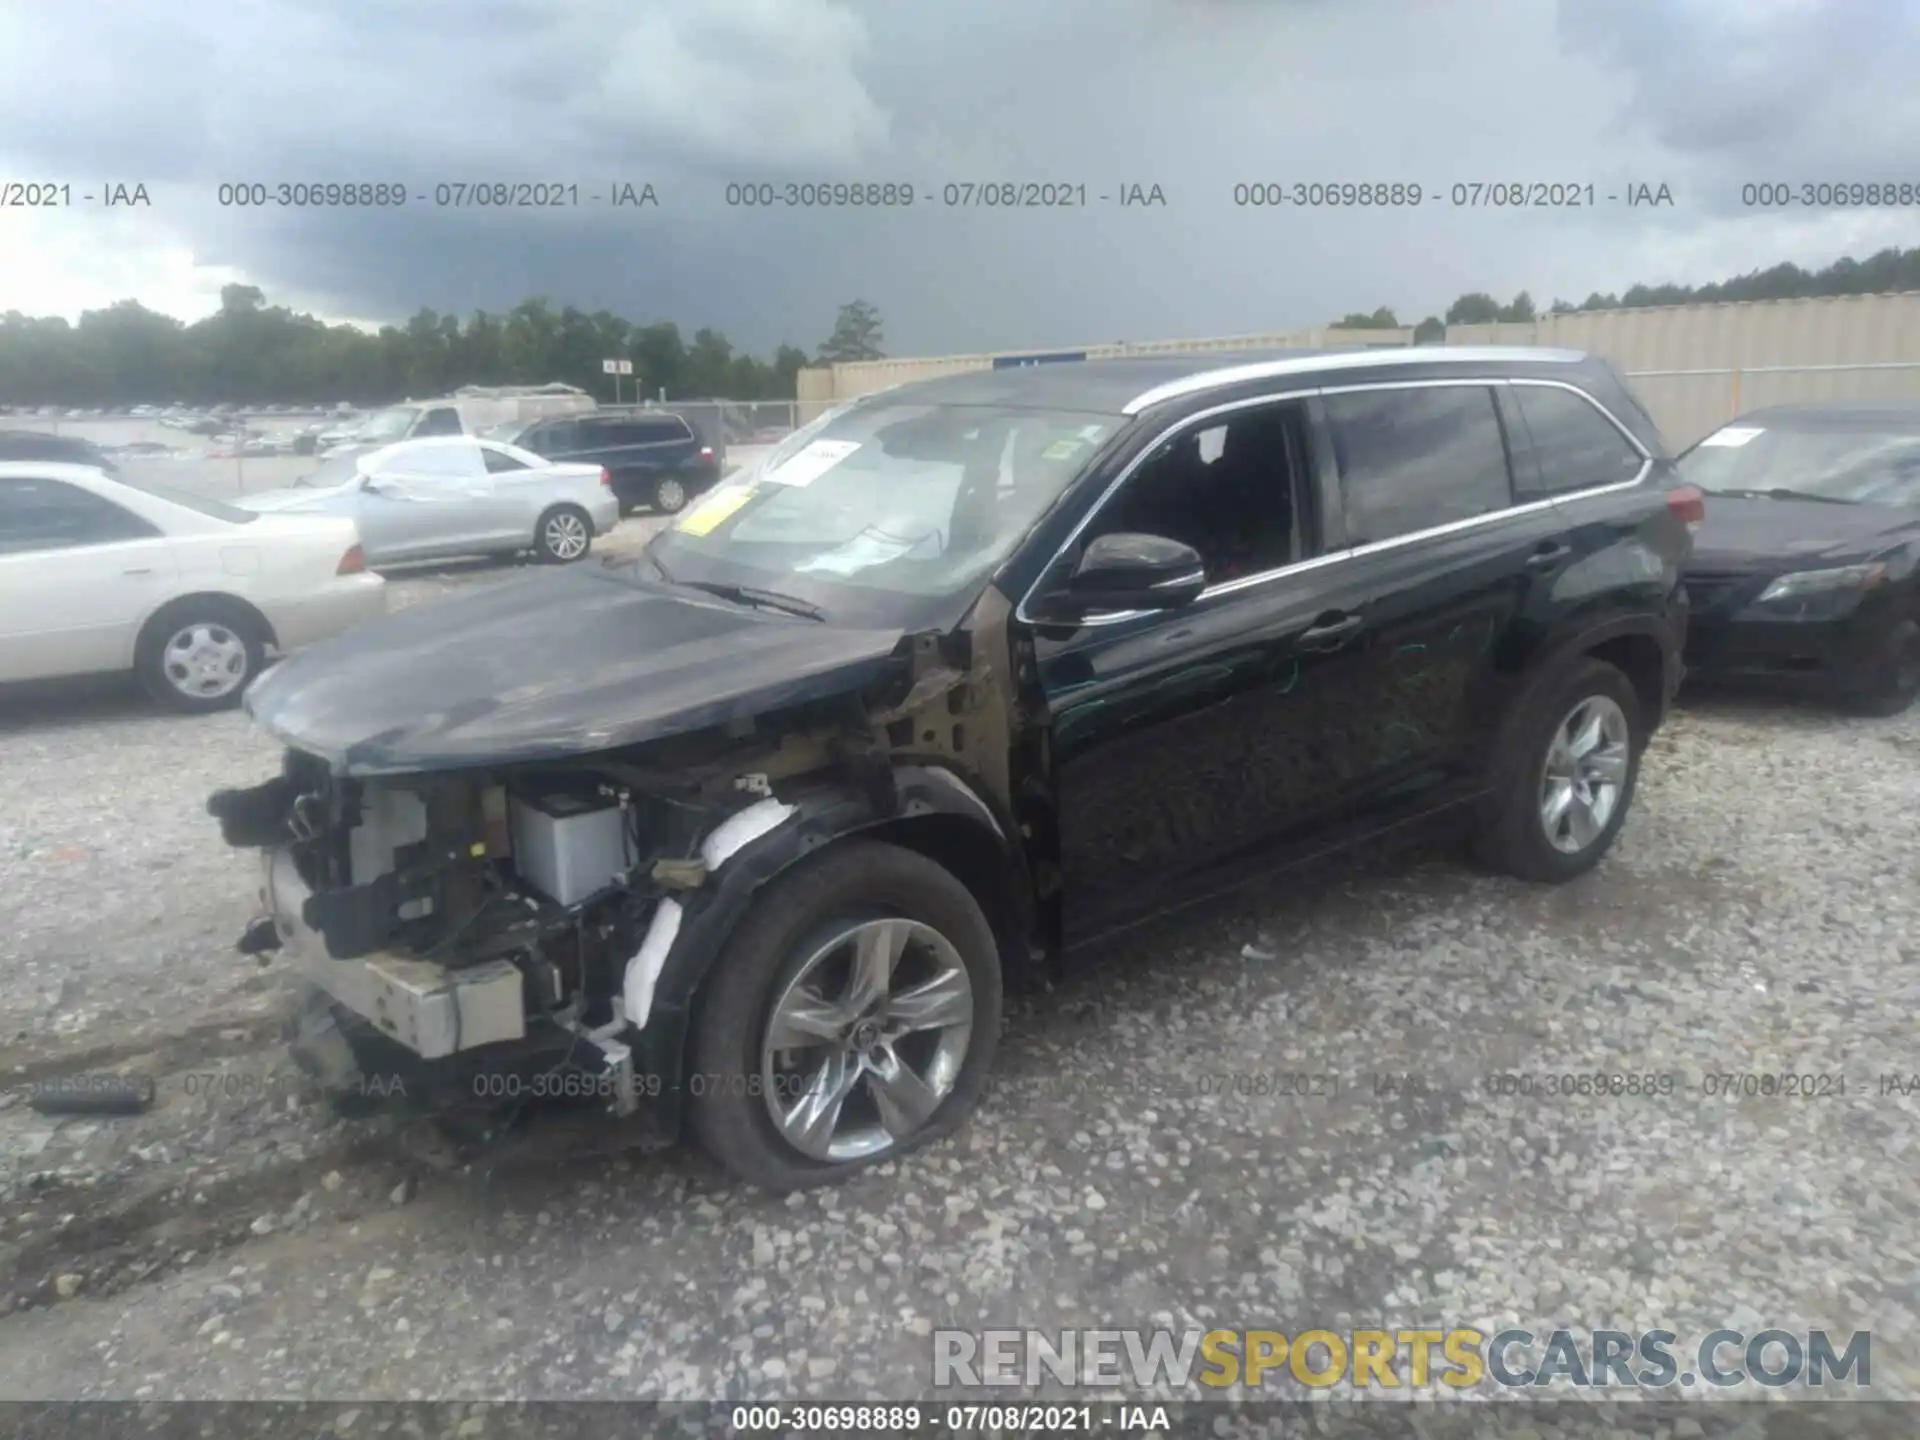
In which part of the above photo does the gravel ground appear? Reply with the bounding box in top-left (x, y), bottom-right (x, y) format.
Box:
top-left (1, 556), bottom-right (1916, 1406)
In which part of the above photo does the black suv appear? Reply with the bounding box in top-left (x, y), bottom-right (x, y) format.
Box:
top-left (504, 410), bottom-right (721, 515)
top-left (210, 347), bottom-right (1695, 1191)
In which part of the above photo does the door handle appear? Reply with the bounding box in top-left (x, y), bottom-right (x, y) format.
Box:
top-left (122, 567), bottom-right (153, 576)
top-left (1526, 542), bottom-right (1573, 570)
top-left (1298, 613), bottom-right (1363, 650)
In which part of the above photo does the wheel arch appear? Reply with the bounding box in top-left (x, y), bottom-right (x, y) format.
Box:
top-left (135, 590), bottom-right (280, 662)
top-left (632, 762), bottom-right (1031, 1140)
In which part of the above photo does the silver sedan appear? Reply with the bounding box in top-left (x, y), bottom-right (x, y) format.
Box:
top-left (235, 436), bottom-right (621, 565)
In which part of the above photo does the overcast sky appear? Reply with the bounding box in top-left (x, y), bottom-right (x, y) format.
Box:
top-left (0, 0), bottom-right (1914, 358)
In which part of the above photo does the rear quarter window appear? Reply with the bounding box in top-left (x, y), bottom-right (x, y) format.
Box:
top-left (1510, 384), bottom-right (1648, 497)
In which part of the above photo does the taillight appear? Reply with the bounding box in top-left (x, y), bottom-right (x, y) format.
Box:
top-left (600, 467), bottom-right (613, 488)
top-left (698, 446), bottom-right (714, 460)
top-left (1665, 485), bottom-right (1705, 530)
top-left (336, 544), bottom-right (366, 575)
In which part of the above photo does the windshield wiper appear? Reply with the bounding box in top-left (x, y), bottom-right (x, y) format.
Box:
top-left (678, 579), bottom-right (825, 622)
top-left (1708, 486), bottom-right (1859, 505)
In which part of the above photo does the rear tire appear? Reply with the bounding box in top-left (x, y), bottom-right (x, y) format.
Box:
top-left (1835, 617), bottom-right (1920, 717)
top-left (135, 599), bottom-right (266, 713)
top-left (652, 475), bottom-right (689, 514)
top-left (533, 504), bottom-right (593, 564)
top-left (1473, 658), bottom-right (1644, 883)
top-left (687, 840), bottom-right (1003, 1192)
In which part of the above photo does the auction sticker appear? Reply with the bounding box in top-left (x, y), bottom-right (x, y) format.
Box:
top-left (1699, 425), bottom-right (1764, 447)
top-left (761, 439), bottom-right (862, 488)
top-left (675, 483), bottom-right (755, 536)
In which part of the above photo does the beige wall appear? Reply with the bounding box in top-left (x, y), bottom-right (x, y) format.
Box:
top-left (797, 295), bottom-right (1920, 449)
top-left (808, 327), bottom-right (1416, 403)
top-left (1447, 292), bottom-right (1920, 446)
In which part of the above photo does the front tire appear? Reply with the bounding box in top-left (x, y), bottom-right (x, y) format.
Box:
top-left (1835, 617), bottom-right (1920, 717)
top-left (135, 600), bottom-right (266, 713)
top-left (687, 840), bottom-right (1003, 1192)
top-left (533, 504), bottom-right (593, 564)
top-left (1474, 657), bottom-right (1643, 883)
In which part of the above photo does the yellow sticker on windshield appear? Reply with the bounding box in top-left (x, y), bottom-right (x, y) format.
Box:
top-left (1042, 439), bottom-right (1085, 461)
top-left (675, 484), bottom-right (754, 536)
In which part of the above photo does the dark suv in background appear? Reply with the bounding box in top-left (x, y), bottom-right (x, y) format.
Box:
top-left (500, 410), bottom-right (721, 515)
top-left (214, 346), bottom-right (1697, 1190)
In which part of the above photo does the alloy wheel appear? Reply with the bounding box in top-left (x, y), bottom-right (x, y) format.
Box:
top-left (543, 511), bottom-right (589, 560)
top-left (161, 622), bottom-right (250, 700)
top-left (1537, 694), bottom-right (1630, 854)
top-left (761, 917), bottom-right (975, 1163)
top-left (655, 477), bottom-right (687, 512)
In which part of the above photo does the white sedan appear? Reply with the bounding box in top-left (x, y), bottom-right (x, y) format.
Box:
top-left (236, 436), bottom-right (621, 566)
top-left (0, 462), bottom-right (386, 712)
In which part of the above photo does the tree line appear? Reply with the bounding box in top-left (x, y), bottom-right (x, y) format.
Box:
top-left (1338, 242), bottom-right (1920, 342)
top-left (0, 291), bottom-right (889, 408)
top-left (2, 244), bottom-right (1914, 407)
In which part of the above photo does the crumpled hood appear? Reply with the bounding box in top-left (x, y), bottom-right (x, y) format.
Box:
top-left (1688, 496), bottom-right (1920, 571)
top-left (243, 566), bottom-right (908, 774)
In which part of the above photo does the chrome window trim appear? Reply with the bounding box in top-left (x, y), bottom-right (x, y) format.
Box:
top-left (1016, 375), bottom-right (1653, 631)
top-left (1119, 346), bottom-right (1586, 415)
top-left (1014, 387), bottom-right (1321, 627)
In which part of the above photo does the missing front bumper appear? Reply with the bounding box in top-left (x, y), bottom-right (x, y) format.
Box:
top-left (261, 848), bottom-right (526, 1060)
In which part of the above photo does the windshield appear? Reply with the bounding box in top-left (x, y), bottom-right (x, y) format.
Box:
top-left (355, 406), bottom-right (420, 442)
top-left (1679, 419), bottom-right (1920, 505)
top-left (114, 472), bottom-right (257, 522)
top-left (645, 397), bottom-right (1119, 618)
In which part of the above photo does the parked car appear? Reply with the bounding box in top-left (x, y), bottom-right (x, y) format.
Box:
top-left (206, 347), bottom-right (1693, 1189)
top-left (0, 430), bottom-right (120, 475)
top-left (1677, 403), bottom-right (1920, 715)
top-left (235, 436), bottom-right (620, 566)
top-left (320, 385), bottom-right (597, 462)
top-left (487, 409), bottom-right (720, 515)
top-left (0, 463), bottom-right (384, 711)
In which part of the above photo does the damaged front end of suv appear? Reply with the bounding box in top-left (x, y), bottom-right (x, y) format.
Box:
top-left (208, 554), bottom-right (1040, 1187)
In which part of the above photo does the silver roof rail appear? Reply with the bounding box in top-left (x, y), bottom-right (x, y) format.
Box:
top-left (1121, 346), bottom-right (1588, 414)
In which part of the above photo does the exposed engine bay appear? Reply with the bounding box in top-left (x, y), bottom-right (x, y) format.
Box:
top-left (208, 740), bottom-right (808, 1115)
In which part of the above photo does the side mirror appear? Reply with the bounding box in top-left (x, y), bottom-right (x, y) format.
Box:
top-left (1040, 532), bottom-right (1207, 616)
top-left (359, 475), bottom-right (385, 493)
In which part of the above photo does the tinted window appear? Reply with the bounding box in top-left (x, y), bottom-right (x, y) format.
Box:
top-left (1324, 385), bottom-right (1512, 544)
top-left (1085, 400), bottom-right (1308, 583)
top-left (413, 407), bottom-right (463, 437)
top-left (0, 477), bottom-right (160, 553)
top-left (594, 417), bottom-right (690, 446)
top-left (481, 446), bottom-right (529, 473)
top-left (527, 421), bottom-right (578, 455)
top-left (1511, 384), bottom-right (1644, 496)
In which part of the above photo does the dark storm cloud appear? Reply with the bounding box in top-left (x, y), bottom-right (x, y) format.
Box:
top-left (0, 0), bottom-right (1912, 353)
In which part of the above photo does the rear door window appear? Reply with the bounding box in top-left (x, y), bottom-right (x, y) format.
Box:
top-left (1323, 385), bottom-right (1514, 545)
top-left (0, 476), bottom-right (160, 553)
top-left (413, 407), bottom-right (463, 437)
top-left (1510, 384), bottom-right (1646, 497)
